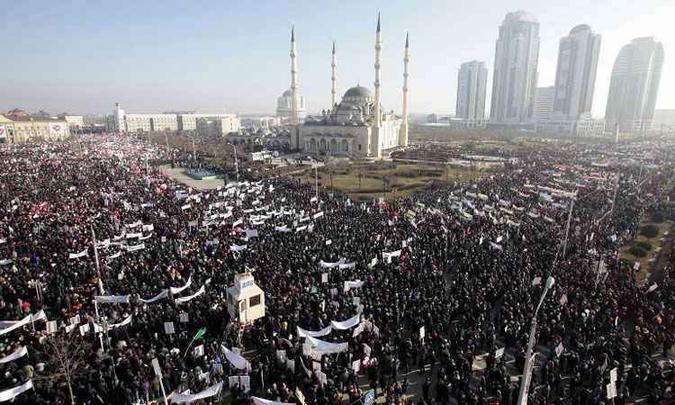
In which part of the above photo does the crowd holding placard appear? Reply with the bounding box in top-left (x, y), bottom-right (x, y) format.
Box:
top-left (0, 134), bottom-right (671, 404)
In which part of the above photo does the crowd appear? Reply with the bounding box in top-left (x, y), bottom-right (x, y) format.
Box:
top-left (0, 134), bottom-right (671, 405)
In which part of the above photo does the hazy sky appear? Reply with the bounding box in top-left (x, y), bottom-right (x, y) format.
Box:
top-left (1, 0), bottom-right (672, 116)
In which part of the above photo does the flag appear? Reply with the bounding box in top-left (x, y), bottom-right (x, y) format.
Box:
top-left (194, 327), bottom-right (207, 340)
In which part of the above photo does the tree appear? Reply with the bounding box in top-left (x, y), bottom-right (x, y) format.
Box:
top-left (39, 332), bottom-right (88, 404)
top-left (640, 224), bottom-right (658, 238)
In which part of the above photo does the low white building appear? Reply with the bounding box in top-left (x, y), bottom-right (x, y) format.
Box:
top-left (196, 116), bottom-right (241, 136)
top-left (0, 115), bottom-right (70, 143)
top-left (179, 113), bottom-right (240, 132)
top-left (120, 113), bottom-right (178, 133)
top-left (226, 273), bottom-right (265, 324)
top-left (61, 115), bottom-right (84, 131)
top-left (241, 116), bottom-right (281, 129)
top-left (110, 103), bottom-right (237, 133)
top-left (536, 115), bottom-right (606, 138)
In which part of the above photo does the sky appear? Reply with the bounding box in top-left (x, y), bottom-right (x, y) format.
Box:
top-left (0, 0), bottom-right (673, 117)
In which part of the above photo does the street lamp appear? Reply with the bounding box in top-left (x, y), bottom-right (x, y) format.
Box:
top-left (227, 142), bottom-right (239, 182)
top-left (517, 276), bottom-right (555, 405)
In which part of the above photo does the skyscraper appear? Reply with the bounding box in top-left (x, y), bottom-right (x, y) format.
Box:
top-left (490, 11), bottom-right (540, 124)
top-left (552, 25), bottom-right (601, 119)
top-left (605, 37), bottom-right (664, 134)
top-left (533, 86), bottom-right (555, 121)
top-left (456, 61), bottom-right (487, 122)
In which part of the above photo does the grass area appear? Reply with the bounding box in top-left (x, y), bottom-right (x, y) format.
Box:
top-left (291, 162), bottom-right (488, 201)
top-left (620, 221), bottom-right (672, 282)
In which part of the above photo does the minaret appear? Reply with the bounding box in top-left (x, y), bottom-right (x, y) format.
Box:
top-left (331, 41), bottom-right (337, 107)
top-left (290, 26), bottom-right (299, 126)
top-left (399, 32), bottom-right (409, 146)
top-left (374, 13), bottom-right (382, 128)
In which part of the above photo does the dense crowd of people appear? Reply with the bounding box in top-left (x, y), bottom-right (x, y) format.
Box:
top-left (0, 134), bottom-right (672, 405)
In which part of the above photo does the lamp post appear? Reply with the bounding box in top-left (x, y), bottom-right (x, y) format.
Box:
top-left (314, 164), bottom-right (319, 200)
top-left (517, 276), bottom-right (555, 405)
top-left (227, 143), bottom-right (239, 182)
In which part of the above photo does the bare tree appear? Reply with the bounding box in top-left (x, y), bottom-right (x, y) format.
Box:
top-left (39, 332), bottom-right (88, 405)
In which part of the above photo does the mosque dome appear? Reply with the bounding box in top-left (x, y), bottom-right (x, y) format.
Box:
top-left (343, 86), bottom-right (371, 99)
top-left (281, 89), bottom-right (293, 97)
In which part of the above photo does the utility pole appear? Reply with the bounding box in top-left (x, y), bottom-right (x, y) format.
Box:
top-left (315, 164), bottom-right (319, 200)
top-left (517, 277), bottom-right (555, 405)
top-left (561, 198), bottom-right (575, 259)
top-left (233, 144), bottom-right (239, 182)
top-left (91, 226), bottom-right (104, 295)
top-left (192, 136), bottom-right (197, 162)
top-left (152, 359), bottom-right (169, 405)
top-left (609, 173), bottom-right (621, 216)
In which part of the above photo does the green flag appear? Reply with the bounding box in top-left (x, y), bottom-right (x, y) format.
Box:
top-left (194, 327), bottom-right (207, 340)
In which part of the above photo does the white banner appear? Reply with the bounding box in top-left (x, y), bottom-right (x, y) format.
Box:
top-left (305, 336), bottom-right (349, 355)
top-left (274, 225), bottom-right (290, 233)
top-left (95, 295), bottom-right (130, 304)
top-left (171, 381), bottom-right (223, 403)
top-left (0, 310), bottom-right (46, 330)
top-left (139, 289), bottom-right (169, 304)
top-left (297, 325), bottom-right (332, 338)
top-left (252, 397), bottom-right (295, 405)
top-left (0, 346), bottom-right (27, 364)
top-left (343, 280), bottom-right (364, 292)
top-left (125, 243), bottom-right (145, 252)
top-left (105, 314), bottom-right (133, 331)
top-left (68, 249), bottom-right (89, 260)
top-left (96, 239), bottom-right (111, 249)
top-left (230, 244), bottom-right (247, 252)
top-left (175, 285), bottom-right (206, 304)
top-left (339, 262), bottom-right (356, 270)
top-left (382, 250), bottom-right (402, 264)
top-left (107, 251), bottom-right (123, 260)
top-left (0, 315), bottom-right (33, 337)
top-left (49, 122), bottom-right (65, 135)
top-left (126, 232), bottom-right (142, 239)
top-left (0, 259), bottom-right (12, 266)
top-left (319, 258), bottom-right (345, 269)
top-left (221, 346), bottom-right (250, 370)
top-left (0, 380), bottom-right (33, 402)
top-left (330, 314), bottom-right (360, 330)
top-left (489, 242), bottom-right (503, 251)
top-left (313, 211), bottom-right (324, 220)
top-left (170, 276), bottom-right (192, 295)
top-left (142, 224), bottom-right (154, 232)
top-left (245, 229), bottom-right (259, 239)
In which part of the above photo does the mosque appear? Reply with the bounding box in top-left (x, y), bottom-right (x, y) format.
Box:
top-left (286, 14), bottom-right (410, 159)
